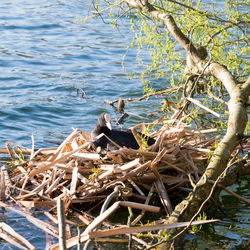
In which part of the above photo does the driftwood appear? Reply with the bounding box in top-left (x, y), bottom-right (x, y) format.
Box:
top-left (0, 117), bottom-right (224, 249)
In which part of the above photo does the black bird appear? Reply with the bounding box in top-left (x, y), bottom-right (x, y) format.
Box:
top-left (90, 113), bottom-right (155, 151)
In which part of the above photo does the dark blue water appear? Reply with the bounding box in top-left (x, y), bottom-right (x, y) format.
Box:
top-left (0, 0), bottom-right (159, 149)
top-left (0, 1), bottom-right (249, 249)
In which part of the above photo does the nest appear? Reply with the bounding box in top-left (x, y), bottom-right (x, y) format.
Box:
top-left (0, 119), bottom-right (219, 249)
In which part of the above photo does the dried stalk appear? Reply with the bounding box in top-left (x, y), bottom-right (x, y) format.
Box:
top-left (57, 199), bottom-right (66, 250)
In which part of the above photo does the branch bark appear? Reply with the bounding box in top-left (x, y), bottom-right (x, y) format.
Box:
top-left (123, 0), bottom-right (250, 244)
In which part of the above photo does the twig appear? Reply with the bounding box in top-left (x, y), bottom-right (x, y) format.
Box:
top-left (30, 135), bottom-right (35, 161)
top-left (131, 185), bottom-right (154, 226)
top-left (0, 167), bottom-right (5, 202)
top-left (104, 86), bottom-right (182, 105)
top-left (186, 97), bottom-right (221, 118)
top-left (57, 199), bottom-right (66, 250)
top-left (154, 179), bottom-right (173, 215)
top-left (210, 181), bottom-right (250, 205)
top-left (171, 157), bottom-right (237, 241)
top-left (0, 201), bottom-right (58, 238)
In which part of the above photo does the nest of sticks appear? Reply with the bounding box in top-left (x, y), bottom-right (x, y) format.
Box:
top-left (0, 119), bottom-right (219, 249)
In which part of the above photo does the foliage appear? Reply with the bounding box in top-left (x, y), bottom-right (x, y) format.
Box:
top-left (89, 168), bottom-right (102, 179)
top-left (87, 0), bottom-right (249, 138)
top-left (85, 2), bottom-right (249, 247)
top-left (190, 212), bottom-right (207, 233)
top-left (90, 0), bottom-right (249, 92)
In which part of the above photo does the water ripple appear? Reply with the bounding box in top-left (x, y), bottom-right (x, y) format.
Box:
top-left (0, 0), bottom-right (154, 148)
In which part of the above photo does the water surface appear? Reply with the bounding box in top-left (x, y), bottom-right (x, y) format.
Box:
top-left (0, 1), bottom-right (249, 249)
top-left (0, 0), bottom-right (158, 149)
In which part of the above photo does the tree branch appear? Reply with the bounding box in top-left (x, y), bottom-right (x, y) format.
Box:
top-left (121, 0), bottom-right (250, 245)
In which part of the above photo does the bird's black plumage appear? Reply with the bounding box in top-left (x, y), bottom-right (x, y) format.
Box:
top-left (90, 113), bottom-right (155, 151)
top-left (90, 113), bottom-right (112, 140)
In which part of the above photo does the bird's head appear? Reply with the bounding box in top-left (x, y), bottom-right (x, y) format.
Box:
top-left (98, 113), bottom-right (112, 130)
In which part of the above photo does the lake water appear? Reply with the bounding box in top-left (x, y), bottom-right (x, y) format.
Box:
top-left (0, 0), bottom-right (249, 249)
top-left (0, 0), bottom-right (160, 149)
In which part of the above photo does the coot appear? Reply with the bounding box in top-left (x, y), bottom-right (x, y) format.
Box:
top-left (90, 113), bottom-right (155, 151)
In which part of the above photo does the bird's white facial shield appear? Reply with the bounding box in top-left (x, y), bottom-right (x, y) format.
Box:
top-left (104, 113), bottom-right (112, 130)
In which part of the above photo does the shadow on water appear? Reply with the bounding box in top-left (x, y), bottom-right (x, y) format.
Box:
top-left (175, 176), bottom-right (250, 249)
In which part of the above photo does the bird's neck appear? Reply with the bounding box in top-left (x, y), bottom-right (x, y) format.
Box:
top-left (92, 126), bottom-right (110, 138)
